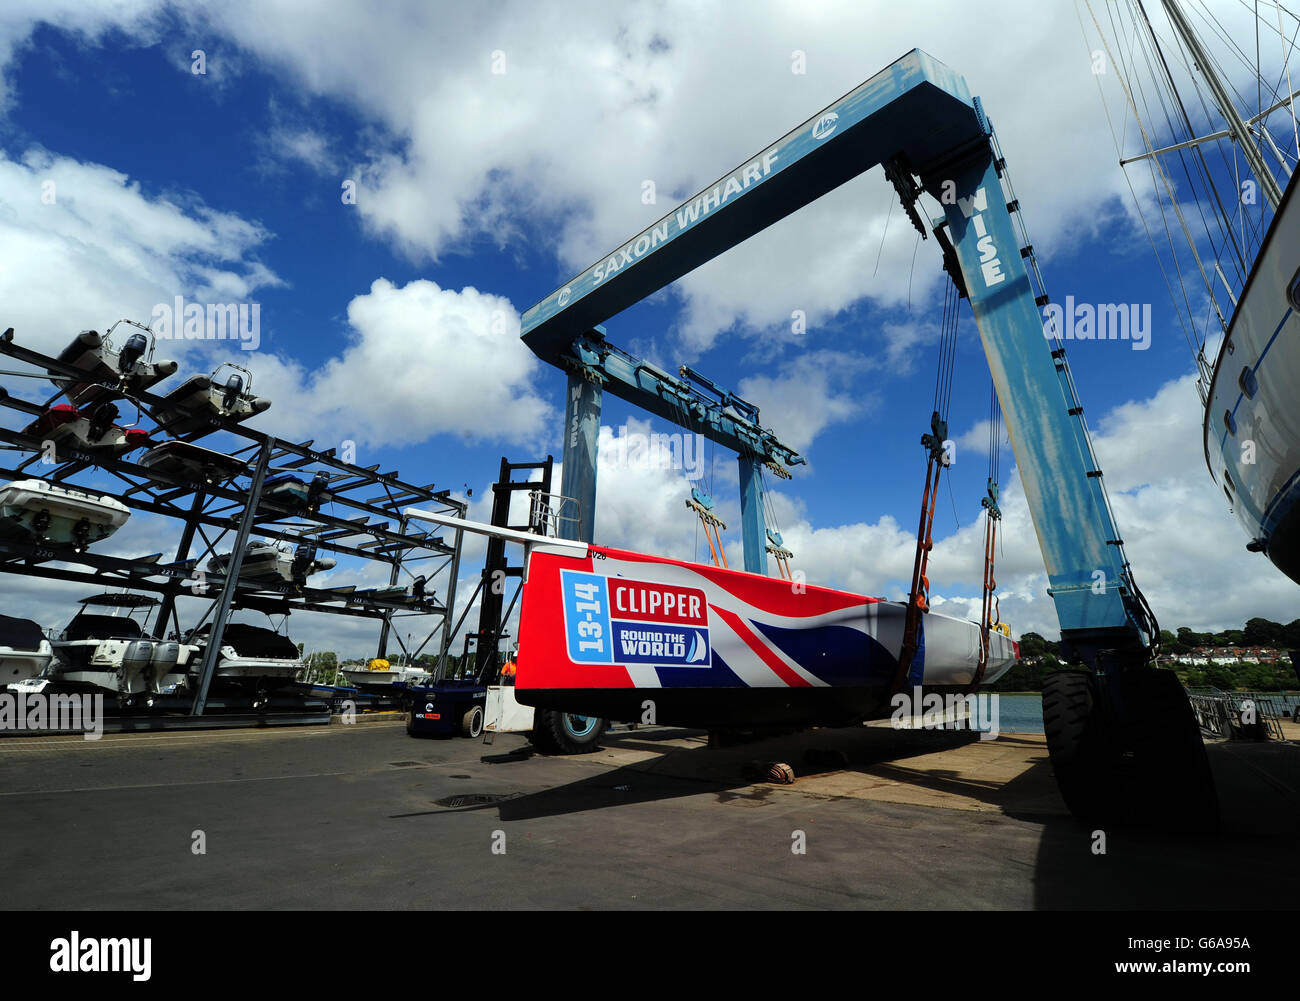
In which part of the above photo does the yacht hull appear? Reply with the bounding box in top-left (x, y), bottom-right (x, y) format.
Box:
top-left (1203, 172), bottom-right (1300, 585)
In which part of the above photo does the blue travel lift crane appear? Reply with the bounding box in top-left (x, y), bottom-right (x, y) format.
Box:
top-left (518, 48), bottom-right (1216, 826)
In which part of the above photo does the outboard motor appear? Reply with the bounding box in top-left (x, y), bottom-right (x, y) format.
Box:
top-left (87, 402), bottom-right (119, 443)
top-left (117, 332), bottom-right (148, 375)
top-left (291, 541), bottom-right (318, 582)
top-left (306, 472), bottom-right (330, 510)
top-left (222, 373), bottom-right (244, 411)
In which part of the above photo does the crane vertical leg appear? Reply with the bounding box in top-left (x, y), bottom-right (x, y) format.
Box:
top-left (560, 373), bottom-right (601, 543)
top-left (737, 456), bottom-right (769, 575)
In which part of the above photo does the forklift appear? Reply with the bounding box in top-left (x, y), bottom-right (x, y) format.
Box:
top-left (405, 456), bottom-right (608, 751)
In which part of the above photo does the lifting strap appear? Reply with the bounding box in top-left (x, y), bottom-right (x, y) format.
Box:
top-left (968, 381), bottom-right (1005, 694)
top-left (892, 278), bottom-right (961, 695)
top-left (893, 411), bottom-right (949, 693)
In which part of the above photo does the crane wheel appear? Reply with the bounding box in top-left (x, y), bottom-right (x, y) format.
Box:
top-left (529, 709), bottom-right (607, 755)
top-left (1124, 669), bottom-right (1219, 831)
top-left (1042, 669), bottom-right (1126, 824)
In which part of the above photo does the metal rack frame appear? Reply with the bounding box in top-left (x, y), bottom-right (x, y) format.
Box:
top-left (0, 325), bottom-right (465, 716)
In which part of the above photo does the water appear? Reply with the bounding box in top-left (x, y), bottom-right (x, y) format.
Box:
top-left (986, 694), bottom-right (1045, 734)
top-left (980, 692), bottom-right (1300, 735)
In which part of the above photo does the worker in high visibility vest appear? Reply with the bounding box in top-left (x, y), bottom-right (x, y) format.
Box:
top-left (500, 657), bottom-right (517, 685)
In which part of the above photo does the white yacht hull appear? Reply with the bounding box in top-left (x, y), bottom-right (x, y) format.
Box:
top-left (1203, 173), bottom-right (1300, 584)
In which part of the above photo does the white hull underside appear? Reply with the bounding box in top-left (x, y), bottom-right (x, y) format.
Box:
top-left (1203, 177), bottom-right (1300, 582)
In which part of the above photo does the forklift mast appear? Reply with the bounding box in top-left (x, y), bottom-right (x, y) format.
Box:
top-left (471, 456), bottom-right (553, 681)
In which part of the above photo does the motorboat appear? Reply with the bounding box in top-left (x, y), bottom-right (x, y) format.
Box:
top-left (23, 402), bottom-right (152, 460)
top-left (206, 539), bottom-right (337, 586)
top-left (260, 472), bottom-right (332, 513)
top-left (189, 620), bottom-right (303, 698)
top-left (0, 479), bottom-right (130, 550)
top-left (0, 613), bottom-right (54, 687)
top-left (49, 594), bottom-right (189, 701)
top-left (138, 440), bottom-right (247, 485)
top-left (355, 575), bottom-right (429, 605)
top-left (341, 657), bottom-right (429, 689)
top-left (47, 320), bottom-right (178, 408)
top-left (152, 363), bottom-right (271, 437)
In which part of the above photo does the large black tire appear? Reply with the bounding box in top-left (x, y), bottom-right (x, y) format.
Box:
top-left (1042, 669), bottom-right (1127, 824)
top-left (1124, 669), bottom-right (1219, 830)
top-left (460, 704), bottom-right (484, 739)
top-left (529, 709), bottom-right (607, 755)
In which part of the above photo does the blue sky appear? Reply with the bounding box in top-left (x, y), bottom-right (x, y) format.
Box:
top-left (0, 1), bottom-right (1296, 657)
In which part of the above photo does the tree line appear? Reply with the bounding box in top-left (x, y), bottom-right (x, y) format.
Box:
top-left (996, 617), bottom-right (1300, 693)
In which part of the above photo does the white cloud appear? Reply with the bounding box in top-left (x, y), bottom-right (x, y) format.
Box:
top-left (735, 349), bottom-right (874, 455)
top-left (244, 277), bottom-right (553, 449)
top-left (0, 147), bottom-right (281, 363)
top-left (146, 0), bottom-right (1168, 355)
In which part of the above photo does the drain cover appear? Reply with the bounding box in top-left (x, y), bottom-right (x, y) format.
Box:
top-left (435, 793), bottom-right (518, 808)
top-left (389, 761), bottom-right (424, 768)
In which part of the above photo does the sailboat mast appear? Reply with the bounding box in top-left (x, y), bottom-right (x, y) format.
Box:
top-left (1160, 0), bottom-right (1284, 210)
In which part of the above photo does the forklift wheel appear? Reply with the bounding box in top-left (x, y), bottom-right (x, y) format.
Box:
top-left (1042, 669), bottom-right (1125, 824)
top-left (461, 705), bottom-right (484, 739)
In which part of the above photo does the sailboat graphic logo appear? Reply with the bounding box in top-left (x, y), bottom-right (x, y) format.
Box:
top-left (686, 630), bottom-right (707, 664)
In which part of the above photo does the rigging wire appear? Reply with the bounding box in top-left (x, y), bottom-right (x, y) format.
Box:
top-left (873, 196), bottom-right (895, 279)
top-left (1078, 1), bottom-right (1209, 366)
top-left (1084, 1), bottom-right (1232, 363)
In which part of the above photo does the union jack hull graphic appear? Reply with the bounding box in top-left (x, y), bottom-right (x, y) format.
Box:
top-left (516, 544), bottom-right (1017, 729)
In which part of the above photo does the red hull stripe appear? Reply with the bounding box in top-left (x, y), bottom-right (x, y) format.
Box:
top-left (710, 604), bottom-right (811, 688)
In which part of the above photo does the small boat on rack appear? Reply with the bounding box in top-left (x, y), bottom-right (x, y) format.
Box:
top-left (206, 539), bottom-right (337, 586)
top-left (138, 440), bottom-right (247, 485)
top-left (354, 575), bottom-right (430, 605)
top-left (0, 479), bottom-right (130, 550)
top-left (47, 320), bottom-right (178, 408)
top-left (23, 402), bottom-right (152, 460)
top-left (0, 614), bottom-right (54, 687)
top-left (152, 363), bottom-right (271, 437)
top-left (189, 620), bottom-right (303, 699)
top-left (341, 657), bottom-right (429, 689)
top-left (260, 472), bottom-right (332, 513)
top-left (49, 594), bottom-right (191, 701)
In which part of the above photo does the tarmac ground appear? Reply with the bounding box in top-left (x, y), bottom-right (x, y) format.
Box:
top-left (1, 717), bottom-right (1296, 909)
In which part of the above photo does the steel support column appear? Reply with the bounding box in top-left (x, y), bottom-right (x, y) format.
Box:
top-left (737, 455), bottom-right (769, 575)
top-left (190, 441), bottom-right (274, 715)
